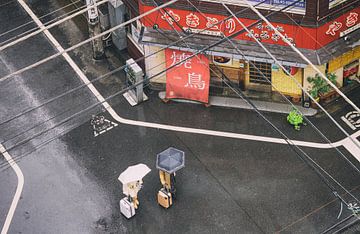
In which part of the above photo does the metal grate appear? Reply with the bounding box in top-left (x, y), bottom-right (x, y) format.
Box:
top-left (249, 61), bottom-right (272, 84)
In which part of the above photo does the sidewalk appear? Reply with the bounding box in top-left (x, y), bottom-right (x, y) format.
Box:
top-left (158, 91), bottom-right (318, 116)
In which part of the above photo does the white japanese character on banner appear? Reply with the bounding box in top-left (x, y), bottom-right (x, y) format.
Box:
top-left (256, 23), bottom-right (264, 30)
top-left (271, 33), bottom-right (280, 41)
top-left (246, 29), bottom-right (254, 38)
top-left (225, 18), bottom-right (236, 34)
top-left (346, 12), bottom-right (358, 27)
top-left (161, 10), bottom-right (180, 25)
top-left (265, 24), bottom-right (274, 31)
top-left (326, 21), bottom-right (342, 36)
top-left (170, 52), bottom-right (192, 68)
top-left (186, 13), bottom-right (200, 28)
top-left (260, 31), bottom-right (270, 40)
top-left (185, 72), bottom-right (205, 89)
top-left (206, 17), bottom-right (220, 30)
top-left (275, 25), bottom-right (285, 32)
top-left (282, 33), bottom-right (295, 46)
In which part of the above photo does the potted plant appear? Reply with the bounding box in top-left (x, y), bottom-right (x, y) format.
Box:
top-left (307, 73), bottom-right (337, 106)
top-left (287, 107), bottom-right (306, 130)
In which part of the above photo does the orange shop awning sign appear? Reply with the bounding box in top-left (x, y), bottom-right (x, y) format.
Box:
top-left (165, 49), bottom-right (210, 103)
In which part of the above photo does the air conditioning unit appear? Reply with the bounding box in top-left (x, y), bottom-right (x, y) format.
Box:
top-left (213, 56), bottom-right (233, 66)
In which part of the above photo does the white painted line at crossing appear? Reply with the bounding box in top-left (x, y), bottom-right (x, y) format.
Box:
top-left (343, 138), bottom-right (360, 162)
top-left (341, 116), bottom-right (357, 130)
top-left (1, 144), bottom-right (24, 234)
top-left (17, 0), bottom-right (360, 157)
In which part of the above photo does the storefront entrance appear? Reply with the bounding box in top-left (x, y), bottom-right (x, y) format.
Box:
top-left (209, 56), bottom-right (246, 96)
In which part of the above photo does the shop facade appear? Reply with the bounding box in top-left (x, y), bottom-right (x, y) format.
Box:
top-left (125, 0), bottom-right (360, 104)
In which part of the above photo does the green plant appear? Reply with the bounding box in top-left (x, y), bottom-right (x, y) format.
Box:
top-left (307, 73), bottom-right (337, 98)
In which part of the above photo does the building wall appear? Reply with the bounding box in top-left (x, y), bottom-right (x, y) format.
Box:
top-left (328, 46), bottom-right (360, 72)
top-left (303, 65), bottom-right (327, 92)
top-left (328, 45), bottom-right (360, 86)
top-left (271, 67), bottom-right (303, 97)
top-left (144, 45), bottom-right (166, 83)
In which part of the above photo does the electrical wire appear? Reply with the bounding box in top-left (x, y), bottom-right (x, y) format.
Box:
top-left (156, 0), bottom-right (360, 175)
top-left (222, 3), bottom-right (360, 151)
top-left (185, 0), bottom-right (360, 174)
top-left (1, 15), bottom-right (359, 213)
top-left (1, 46), bottom-right (173, 147)
top-left (0, 0), bottom-right (180, 83)
top-left (0, 0), bottom-right (109, 51)
top-left (0, 0), bottom-right (15, 8)
top-left (0, 2), bottom-right (86, 47)
top-left (0, 0), bottom-right (272, 150)
top-left (0, 0), bottom-right (82, 41)
top-left (0, 0), bottom-right (358, 201)
top-left (243, 0), bottom-right (360, 114)
top-left (159, 0), bottom-right (360, 204)
top-left (0, 8), bottom-right (305, 169)
top-left (0, 2), bottom-right (260, 127)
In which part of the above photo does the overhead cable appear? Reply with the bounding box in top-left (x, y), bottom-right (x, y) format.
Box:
top-left (223, 3), bottom-right (360, 151)
top-left (243, 0), bottom-right (360, 114)
top-left (185, 0), bottom-right (360, 173)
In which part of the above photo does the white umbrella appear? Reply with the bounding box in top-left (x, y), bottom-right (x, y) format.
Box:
top-left (118, 163), bottom-right (151, 184)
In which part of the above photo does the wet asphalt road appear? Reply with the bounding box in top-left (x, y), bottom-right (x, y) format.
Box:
top-left (0, 0), bottom-right (360, 233)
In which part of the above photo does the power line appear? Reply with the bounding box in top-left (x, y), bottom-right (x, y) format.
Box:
top-left (243, 0), bottom-right (360, 114)
top-left (0, 13), bottom-right (299, 169)
top-left (0, 0), bottom-right (269, 151)
top-left (216, 64), bottom-right (358, 205)
top-left (183, 0), bottom-right (360, 174)
top-left (1, 0), bottom-right (358, 201)
top-left (0, 0), bottom-right (109, 51)
top-left (0, 1), bottom-right (260, 127)
top-left (1, 13), bottom-right (359, 209)
top-left (167, 0), bottom-right (359, 205)
top-left (0, 0), bottom-right (82, 42)
top-left (152, 0), bottom-right (360, 176)
top-left (0, 0), bottom-right (15, 8)
top-left (136, 0), bottom-right (359, 206)
top-left (222, 3), bottom-right (360, 151)
top-left (0, 0), bottom-right (180, 83)
top-left (0, 47), bottom-right (173, 146)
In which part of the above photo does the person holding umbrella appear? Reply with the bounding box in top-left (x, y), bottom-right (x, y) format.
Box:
top-left (118, 163), bottom-right (151, 218)
top-left (159, 170), bottom-right (176, 198)
top-left (156, 147), bottom-right (185, 209)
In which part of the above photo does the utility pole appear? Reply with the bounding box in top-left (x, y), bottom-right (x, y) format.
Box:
top-left (86, 0), bottom-right (104, 60)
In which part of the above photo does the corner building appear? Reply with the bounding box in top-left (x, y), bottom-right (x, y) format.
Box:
top-left (123, 0), bottom-right (360, 104)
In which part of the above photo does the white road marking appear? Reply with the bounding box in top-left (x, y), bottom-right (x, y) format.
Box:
top-left (343, 137), bottom-right (360, 162)
top-left (341, 111), bottom-right (360, 130)
top-left (341, 116), bottom-right (357, 130)
top-left (92, 118), bottom-right (118, 137)
top-left (1, 144), bottom-right (24, 234)
top-left (2, 1), bottom-right (354, 234)
top-left (18, 0), bottom-right (360, 156)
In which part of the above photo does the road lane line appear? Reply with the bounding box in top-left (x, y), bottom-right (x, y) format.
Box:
top-left (0, 144), bottom-right (24, 234)
top-left (343, 138), bottom-right (360, 162)
top-left (18, 0), bottom-right (360, 159)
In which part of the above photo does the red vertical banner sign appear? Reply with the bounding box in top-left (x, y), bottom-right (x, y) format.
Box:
top-left (165, 49), bottom-right (210, 103)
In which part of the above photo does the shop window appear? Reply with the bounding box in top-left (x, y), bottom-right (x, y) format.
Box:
top-left (249, 61), bottom-right (271, 84)
top-left (343, 60), bottom-right (359, 86)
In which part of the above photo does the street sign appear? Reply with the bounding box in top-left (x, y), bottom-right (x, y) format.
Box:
top-left (341, 111), bottom-right (360, 130)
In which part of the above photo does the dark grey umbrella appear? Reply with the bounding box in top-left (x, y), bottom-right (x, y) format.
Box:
top-left (156, 147), bottom-right (185, 174)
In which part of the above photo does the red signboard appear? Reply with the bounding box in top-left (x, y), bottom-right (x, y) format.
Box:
top-left (165, 49), bottom-right (210, 103)
top-left (139, 3), bottom-right (360, 50)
